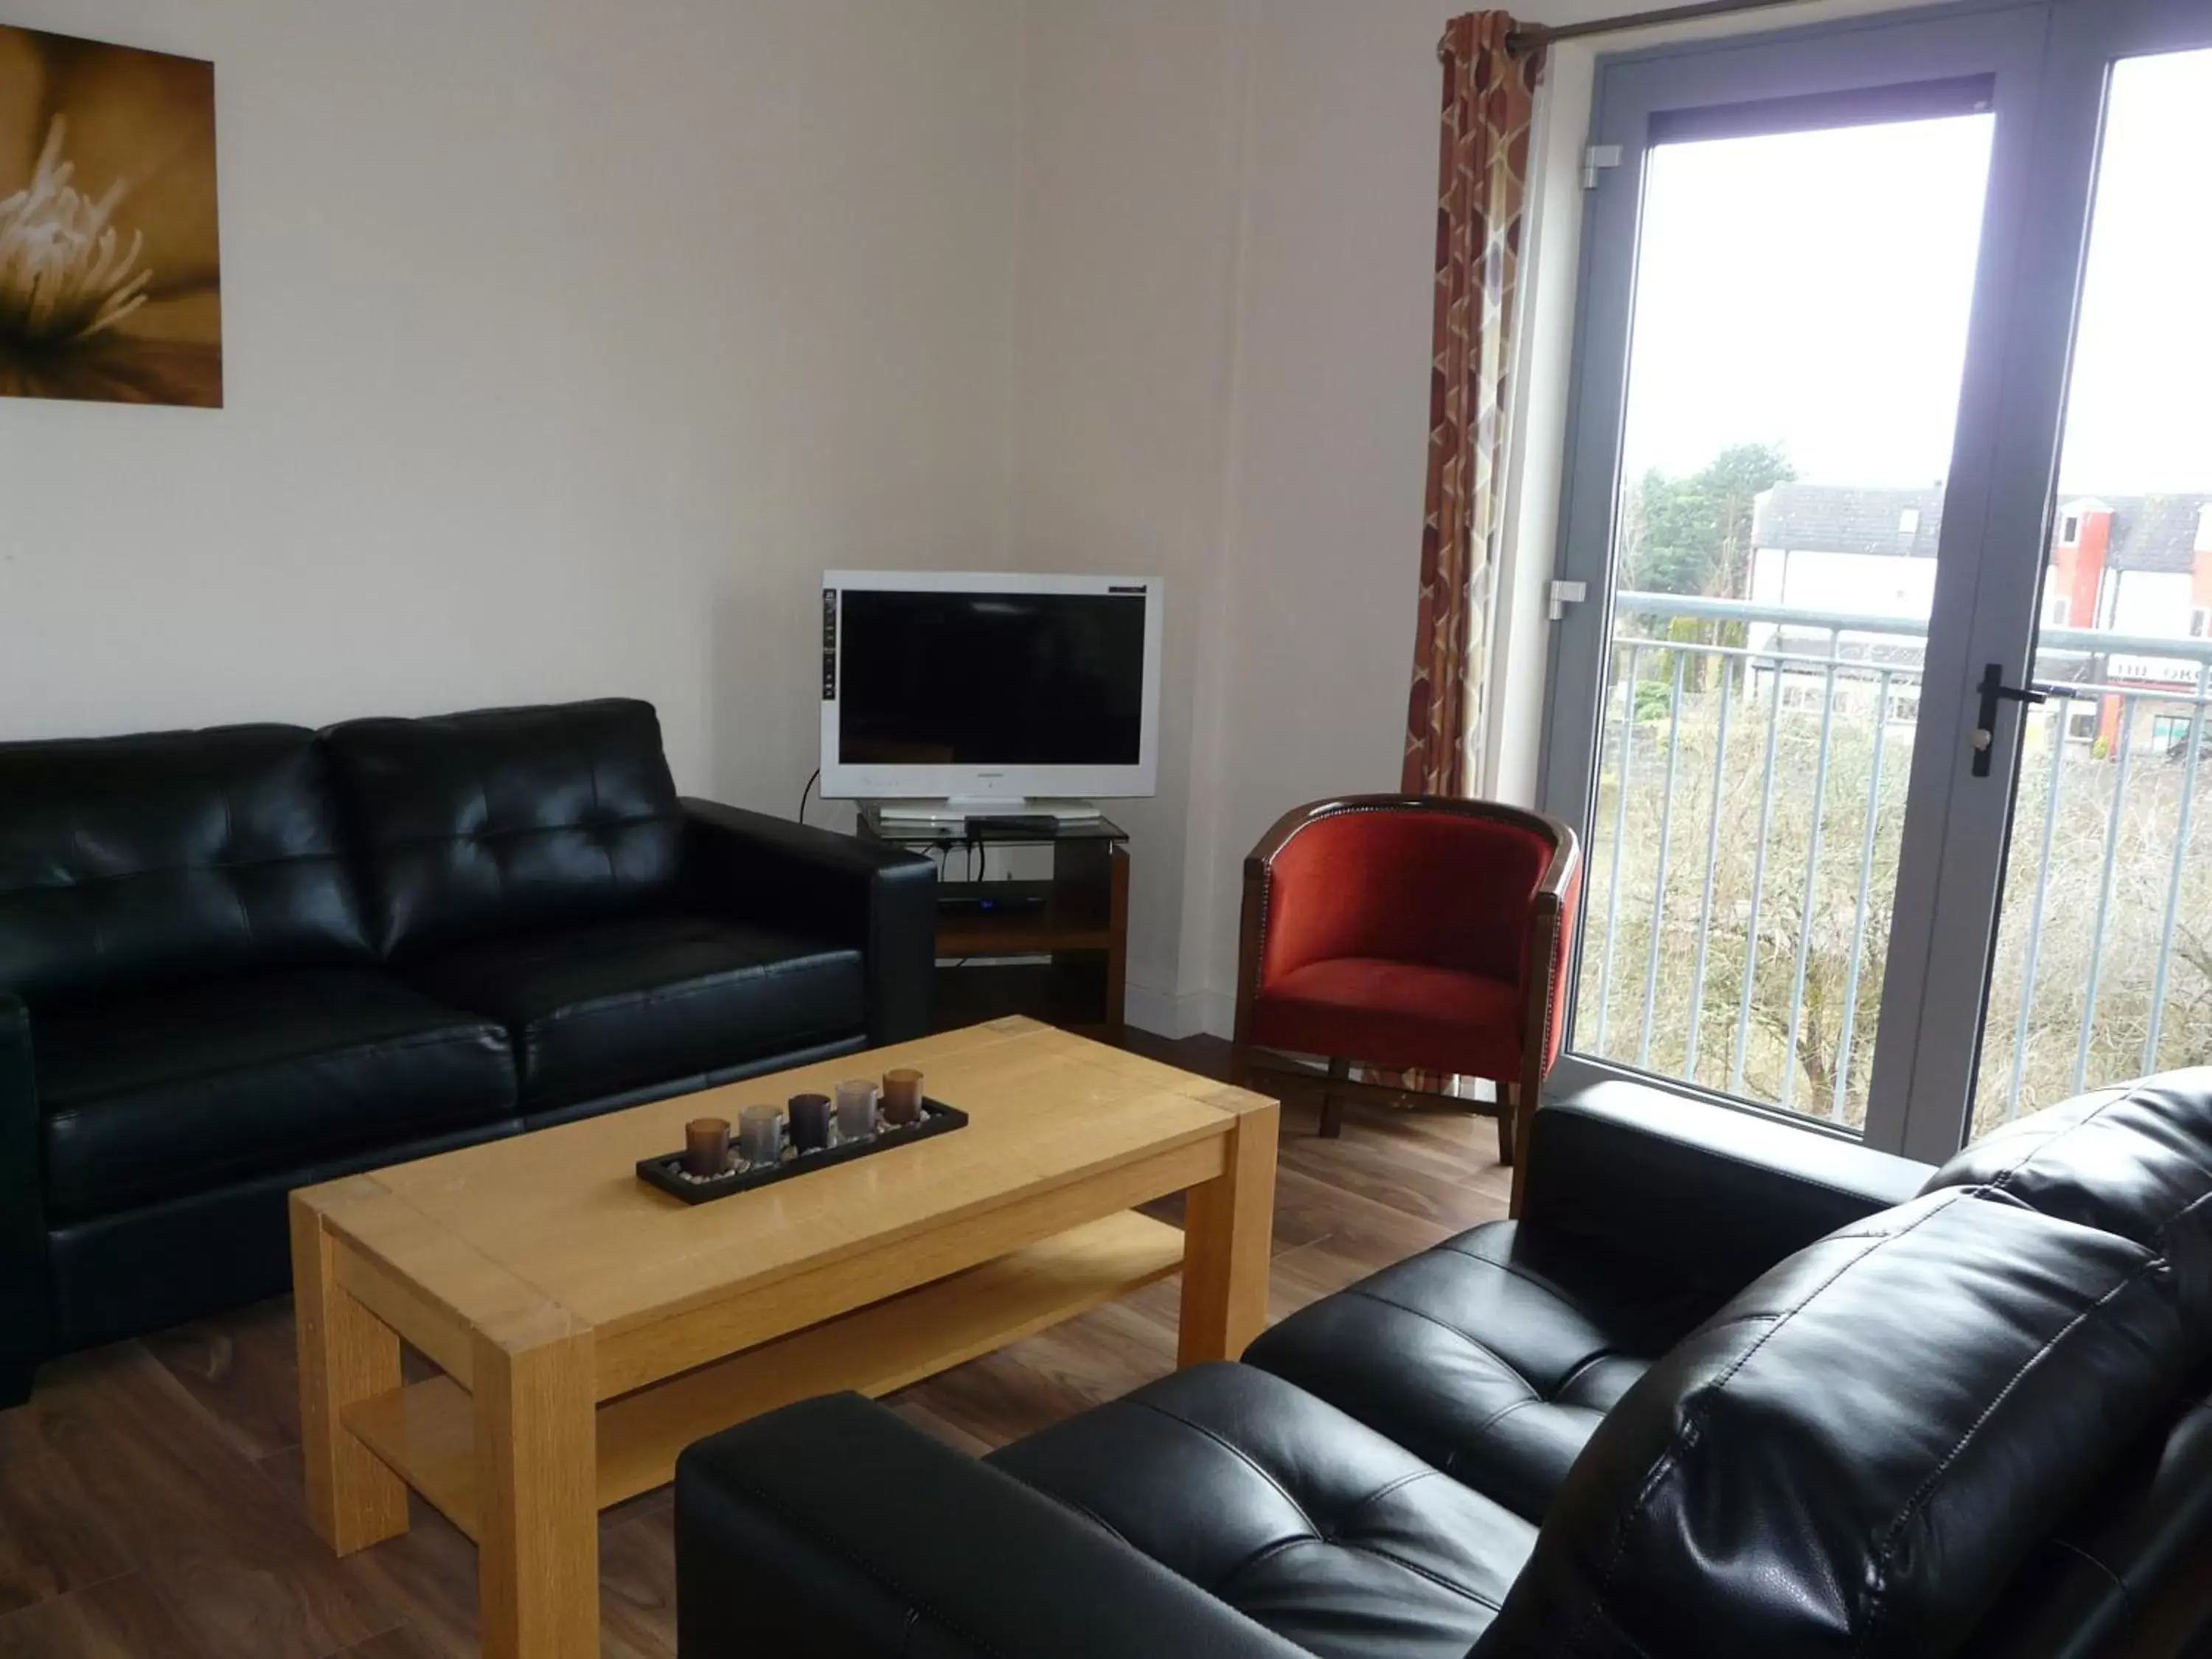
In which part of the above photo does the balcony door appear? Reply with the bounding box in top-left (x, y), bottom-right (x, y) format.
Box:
top-left (1538, 0), bottom-right (2212, 1158)
top-left (1897, 1), bottom-right (2212, 1158)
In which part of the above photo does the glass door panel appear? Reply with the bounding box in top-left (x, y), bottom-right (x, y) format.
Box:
top-left (1570, 90), bottom-right (1994, 1128)
top-left (1972, 46), bottom-right (2212, 1136)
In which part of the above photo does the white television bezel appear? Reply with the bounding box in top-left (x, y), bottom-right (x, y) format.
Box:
top-left (820, 570), bottom-right (1164, 804)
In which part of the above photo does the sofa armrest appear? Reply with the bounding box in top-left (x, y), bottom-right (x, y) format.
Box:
top-left (675, 1394), bottom-right (1312, 1659)
top-left (0, 992), bottom-right (47, 1404)
top-left (680, 800), bottom-right (936, 1046)
top-left (1521, 1079), bottom-right (1932, 1287)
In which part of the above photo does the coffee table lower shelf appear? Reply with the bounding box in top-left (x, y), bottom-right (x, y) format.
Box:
top-left (338, 1208), bottom-right (1185, 1541)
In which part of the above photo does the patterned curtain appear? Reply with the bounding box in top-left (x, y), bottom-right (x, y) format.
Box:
top-left (1402, 14), bottom-right (1544, 798)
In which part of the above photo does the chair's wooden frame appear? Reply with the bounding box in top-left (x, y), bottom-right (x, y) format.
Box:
top-left (1228, 796), bottom-right (1580, 1216)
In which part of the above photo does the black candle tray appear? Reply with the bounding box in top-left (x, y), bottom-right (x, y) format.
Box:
top-left (636, 1098), bottom-right (968, 1205)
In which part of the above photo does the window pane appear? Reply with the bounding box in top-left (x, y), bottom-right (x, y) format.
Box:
top-left (1974, 47), bottom-right (2212, 1135)
top-left (1574, 100), bottom-right (1994, 1127)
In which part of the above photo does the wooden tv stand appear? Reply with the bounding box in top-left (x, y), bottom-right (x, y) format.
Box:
top-left (861, 811), bottom-right (1130, 1043)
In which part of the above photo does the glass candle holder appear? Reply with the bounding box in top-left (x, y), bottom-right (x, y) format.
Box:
top-left (834, 1079), bottom-right (879, 1143)
top-left (789, 1092), bottom-right (833, 1152)
top-left (880, 1068), bottom-right (925, 1126)
top-left (738, 1105), bottom-right (785, 1169)
top-left (683, 1117), bottom-right (731, 1179)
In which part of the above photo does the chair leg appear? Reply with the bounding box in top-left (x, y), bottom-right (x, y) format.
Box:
top-left (1496, 1083), bottom-right (1517, 1169)
top-left (1318, 1057), bottom-right (1350, 1139)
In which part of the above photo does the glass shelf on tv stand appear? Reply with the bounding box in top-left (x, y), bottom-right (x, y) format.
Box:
top-left (859, 807), bottom-right (1128, 850)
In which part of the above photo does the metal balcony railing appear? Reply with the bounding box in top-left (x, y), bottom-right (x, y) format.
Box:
top-left (1577, 593), bottom-right (2212, 1135)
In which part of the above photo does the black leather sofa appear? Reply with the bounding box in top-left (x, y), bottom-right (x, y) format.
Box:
top-left (675, 1073), bottom-right (2212, 1658)
top-left (0, 699), bottom-right (934, 1405)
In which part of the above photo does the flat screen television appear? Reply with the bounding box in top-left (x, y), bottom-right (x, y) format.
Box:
top-left (820, 571), bottom-right (1163, 816)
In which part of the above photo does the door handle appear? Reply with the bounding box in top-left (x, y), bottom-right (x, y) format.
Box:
top-left (1972, 662), bottom-right (2048, 777)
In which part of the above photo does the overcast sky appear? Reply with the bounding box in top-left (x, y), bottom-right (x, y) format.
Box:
top-left (1618, 46), bottom-right (2212, 500)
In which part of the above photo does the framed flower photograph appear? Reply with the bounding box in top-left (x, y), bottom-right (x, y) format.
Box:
top-left (0, 24), bottom-right (221, 408)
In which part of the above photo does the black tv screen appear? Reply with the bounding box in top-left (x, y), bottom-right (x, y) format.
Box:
top-left (838, 590), bottom-right (1147, 766)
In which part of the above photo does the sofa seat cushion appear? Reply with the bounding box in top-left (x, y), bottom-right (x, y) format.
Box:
top-left (989, 1364), bottom-right (1536, 1659)
top-left (404, 912), bottom-right (866, 1114)
top-left (1245, 1220), bottom-right (1700, 1522)
top-left (1248, 959), bottom-right (1522, 1079)
top-left (37, 969), bottom-right (516, 1222)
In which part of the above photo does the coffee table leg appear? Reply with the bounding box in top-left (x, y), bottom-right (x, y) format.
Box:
top-left (291, 1197), bottom-right (408, 1554)
top-left (475, 1318), bottom-right (598, 1659)
top-left (1178, 1099), bottom-right (1280, 1366)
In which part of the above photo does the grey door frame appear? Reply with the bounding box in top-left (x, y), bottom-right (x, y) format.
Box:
top-left (1535, 0), bottom-right (2060, 1151)
top-left (1872, 0), bottom-right (2212, 1160)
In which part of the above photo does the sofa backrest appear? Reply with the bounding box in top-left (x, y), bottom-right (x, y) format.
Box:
top-left (1921, 1071), bottom-right (2212, 1322)
top-left (321, 699), bottom-right (684, 958)
top-left (1473, 1186), bottom-right (2199, 1659)
top-left (0, 725), bottom-right (371, 1005)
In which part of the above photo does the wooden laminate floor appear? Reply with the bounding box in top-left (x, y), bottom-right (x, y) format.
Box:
top-left (0, 1034), bottom-right (1511, 1658)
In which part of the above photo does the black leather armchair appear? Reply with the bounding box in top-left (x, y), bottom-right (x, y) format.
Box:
top-left (676, 1073), bottom-right (2212, 1659)
top-left (0, 700), bottom-right (936, 1405)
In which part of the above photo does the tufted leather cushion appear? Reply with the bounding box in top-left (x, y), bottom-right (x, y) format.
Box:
top-left (36, 968), bottom-right (515, 1222)
top-left (1476, 1188), bottom-right (2198, 1659)
top-left (990, 1363), bottom-right (1536, 1659)
top-left (0, 725), bottom-right (370, 1006)
top-left (1923, 1071), bottom-right (2212, 1320)
top-left (676, 1391), bottom-right (1315, 1659)
top-left (323, 700), bottom-right (684, 958)
top-left (404, 913), bottom-right (865, 1114)
top-left (1245, 1221), bottom-right (1708, 1522)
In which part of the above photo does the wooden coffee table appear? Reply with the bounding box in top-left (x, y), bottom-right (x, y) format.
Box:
top-left (289, 1017), bottom-right (1279, 1659)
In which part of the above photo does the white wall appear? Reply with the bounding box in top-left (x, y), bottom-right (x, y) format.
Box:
top-left (1009, 0), bottom-right (1254, 1034)
top-left (1201, 0), bottom-right (1471, 1023)
top-left (1006, 0), bottom-right (1951, 1037)
top-left (0, 0), bottom-right (1023, 813)
top-left (1004, 0), bottom-right (1484, 1034)
top-left (1006, 0), bottom-right (1605, 1034)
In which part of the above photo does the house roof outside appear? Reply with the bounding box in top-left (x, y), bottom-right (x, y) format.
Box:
top-left (2065, 494), bottom-right (2212, 574)
top-left (1756, 483), bottom-right (2212, 573)
top-left (1752, 484), bottom-right (1948, 558)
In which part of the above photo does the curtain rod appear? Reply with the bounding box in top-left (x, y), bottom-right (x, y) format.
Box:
top-left (1506, 0), bottom-right (1818, 55)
